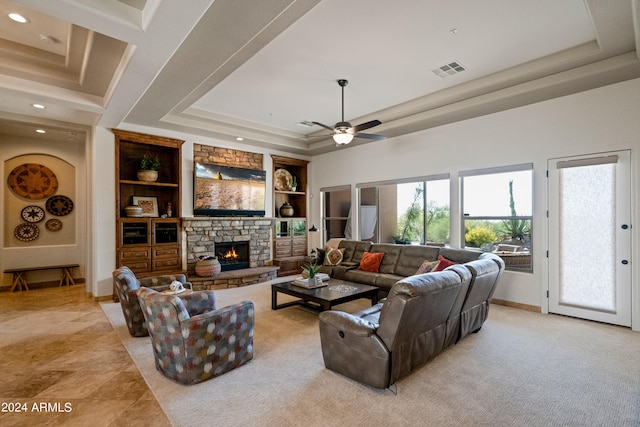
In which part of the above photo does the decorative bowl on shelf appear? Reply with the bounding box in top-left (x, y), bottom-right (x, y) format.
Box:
top-left (279, 202), bottom-right (294, 217)
top-left (137, 170), bottom-right (158, 182)
top-left (125, 205), bottom-right (143, 217)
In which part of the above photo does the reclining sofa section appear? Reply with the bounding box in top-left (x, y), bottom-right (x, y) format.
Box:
top-left (318, 240), bottom-right (504, 389)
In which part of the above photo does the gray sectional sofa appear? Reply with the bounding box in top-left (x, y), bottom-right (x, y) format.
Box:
top-left (317, 240), bottom-right (505, 389)
top-left (319, 239), bottom-right (503, 296)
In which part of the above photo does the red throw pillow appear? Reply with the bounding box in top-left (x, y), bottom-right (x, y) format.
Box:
top-left (433, 255), bottom-right (459, 272)
top-left (358, 252), bottom-right (385, 273)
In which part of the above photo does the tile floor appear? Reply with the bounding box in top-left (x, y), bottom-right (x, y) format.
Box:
top-left (0, 285), bottom-right (171, 427)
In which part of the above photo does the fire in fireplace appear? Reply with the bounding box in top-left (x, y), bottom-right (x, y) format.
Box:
top-left (216, 242), bottom-right (249, 271)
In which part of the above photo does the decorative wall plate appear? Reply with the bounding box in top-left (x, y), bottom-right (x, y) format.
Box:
top-left (21, 205), bottom-right (45, 223)
top-left (7, 163), bottom-right (58, 200)
top-left (14, 223), bottom-right (39, 241)
top-left (274, 168), bottom-right (292, 191)
top-left (45, 218), bottom-right (63, 232)
top-left (46, 195), bottom-right (74, 216)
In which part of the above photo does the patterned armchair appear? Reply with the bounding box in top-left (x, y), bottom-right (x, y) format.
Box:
top-left (112, 266), bottom-right (192, 337)
top-left (136, 287), bottom-right (254, 385)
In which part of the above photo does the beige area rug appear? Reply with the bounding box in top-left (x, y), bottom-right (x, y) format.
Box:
top-left (102, 280), bottom-right (640, 427)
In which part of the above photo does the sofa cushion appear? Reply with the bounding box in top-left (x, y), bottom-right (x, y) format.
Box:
top-left (358, 252), bottom-right (385, 272)
top-left (324, 248), bottom-right (345, 266)
top-left (343, 269), bottom-right (379, 286)
top-left (415, 260), bottom-right (440, 275)
top-left (434, 254), bottom-right (460, 271)
top-left (374, 274), bottom-right (404, 294)
top-left (395, 245), bottom-right (441, 276)
top-left (339, 240), bottom-right (373, 264)
top-left (371, 244), bottom-right (402, 274)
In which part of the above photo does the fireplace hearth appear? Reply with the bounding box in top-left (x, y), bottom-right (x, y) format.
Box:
top-left (216, 242), bottom-right (249, 271)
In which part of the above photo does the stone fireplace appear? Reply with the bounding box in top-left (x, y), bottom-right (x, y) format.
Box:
top-left (182, 217), bottom-right (276, 288)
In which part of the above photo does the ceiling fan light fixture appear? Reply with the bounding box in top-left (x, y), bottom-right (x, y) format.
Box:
top-left (333, 132), bottom-right (353, 145)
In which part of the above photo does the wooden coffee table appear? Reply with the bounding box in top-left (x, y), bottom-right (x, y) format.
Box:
top-left (271, 278), bottom-right (378, 312)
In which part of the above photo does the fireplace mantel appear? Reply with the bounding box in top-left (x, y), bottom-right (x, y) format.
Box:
top-left (182, 217), bottom-right (275, 275)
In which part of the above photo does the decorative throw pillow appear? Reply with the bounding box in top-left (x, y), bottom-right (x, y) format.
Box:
top-left (358, 252), bottom-right (385, 273)
top-left (434, 255), bottom-right (459, 272)
top-left (324, 247), bottom-right (345, 266)
top-left (415, 259), bottom-right (440, 275)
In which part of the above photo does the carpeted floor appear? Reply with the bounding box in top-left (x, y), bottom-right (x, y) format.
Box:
top-left (102, 280), bottom-right (640, 427)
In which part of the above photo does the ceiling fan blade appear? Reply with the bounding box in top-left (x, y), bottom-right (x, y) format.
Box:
top-left (353, 119), bottom-right (382, 133)
top-left (354, 132), bottom-right (387, 141)
top-left (311, 121), bottom-right (335, 131)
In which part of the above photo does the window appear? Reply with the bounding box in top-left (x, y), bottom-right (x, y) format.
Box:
top-left (320, 185), bottom-right (351, 243)
top-left (461, 164), bottom-right (533, 271)
top-left (357, 175), bottom-right (450, 245)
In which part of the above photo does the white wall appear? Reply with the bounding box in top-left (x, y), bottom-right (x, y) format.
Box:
top-left (309, 78), bottom-right (640, 327)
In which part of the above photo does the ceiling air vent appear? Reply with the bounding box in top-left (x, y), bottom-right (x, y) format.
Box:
top-left (297, 121), bottom-right (315, 127)
top-left (432, 61), bottom-right (466, 78)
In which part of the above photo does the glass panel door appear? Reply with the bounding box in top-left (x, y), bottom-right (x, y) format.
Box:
top-left (548, 151), bottom-right (631, 326)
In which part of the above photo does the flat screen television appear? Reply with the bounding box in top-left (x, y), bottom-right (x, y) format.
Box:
top-left (194, 162), bottom-right (266, 217)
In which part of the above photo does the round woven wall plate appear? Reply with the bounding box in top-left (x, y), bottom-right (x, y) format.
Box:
top-left (46, 195), bottom-right (74, 216)
top-left (45, 218), bottom-right (63, 232)
top-left (21, 205), bottom-right (45, 223)
top-left (274, 168), bottom-right (292, 191)
top-left (14, 223), bottom-right (39, 242)
top-left (7, 163), bottom-right (58, 200)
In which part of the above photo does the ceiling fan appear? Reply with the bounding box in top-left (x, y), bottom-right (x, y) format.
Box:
top-left (309, 79), bottom-right (386, 145)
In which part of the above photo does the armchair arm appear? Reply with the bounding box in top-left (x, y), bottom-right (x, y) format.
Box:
top-left (319, 310), bottom-right (391, 389)
top-left (140, 273), bottom-right (189, 288)
top-left (178, 290), bottom-right (217, 317)
top-left (319, 311), bottom-right (377, 337)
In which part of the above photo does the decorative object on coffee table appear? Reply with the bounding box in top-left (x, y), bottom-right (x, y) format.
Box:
top-left (301, 261), bottom-right (322, 286)
top-left (195, 255), bottom-right (221, 277)
top-left (279, 201), bottom-right (294, 217)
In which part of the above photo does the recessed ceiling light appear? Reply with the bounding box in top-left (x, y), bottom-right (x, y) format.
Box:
top-left (450, 28), bottom-right (459, 35)
top-left (236, 137), bottom-right (244, 141)
top-left (8, 13), bottom-right (29, 24)
top-left (36, 129), bottom-right (46, 134)
top-left (32, 103), bottom-right (45, 109)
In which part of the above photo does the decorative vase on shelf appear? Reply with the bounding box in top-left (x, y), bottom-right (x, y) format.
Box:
top-left (195, 255), bottom-right (221, 277)
top-left (280, 202), bottom-right (294, 217)
top-left (125, 205), bottom-right (143, 217)
top-left (137, 170), bottom-right (158, 182)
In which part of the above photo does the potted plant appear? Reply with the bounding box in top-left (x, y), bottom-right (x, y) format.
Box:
top-left (137, 152), bottom-right (161, 182)
top-left (301, 262), bottom-right (322, 286)
top-left (290, 176), bottom-right (297, 192)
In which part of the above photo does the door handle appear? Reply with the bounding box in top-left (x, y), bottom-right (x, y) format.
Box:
top-left (621, 224), bottom-right (629, 230)
top-left (621, 260), bottom-right (629, 265)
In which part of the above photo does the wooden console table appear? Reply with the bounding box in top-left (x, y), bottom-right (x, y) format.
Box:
top-left (4, 264), bottom-right (79, 292)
